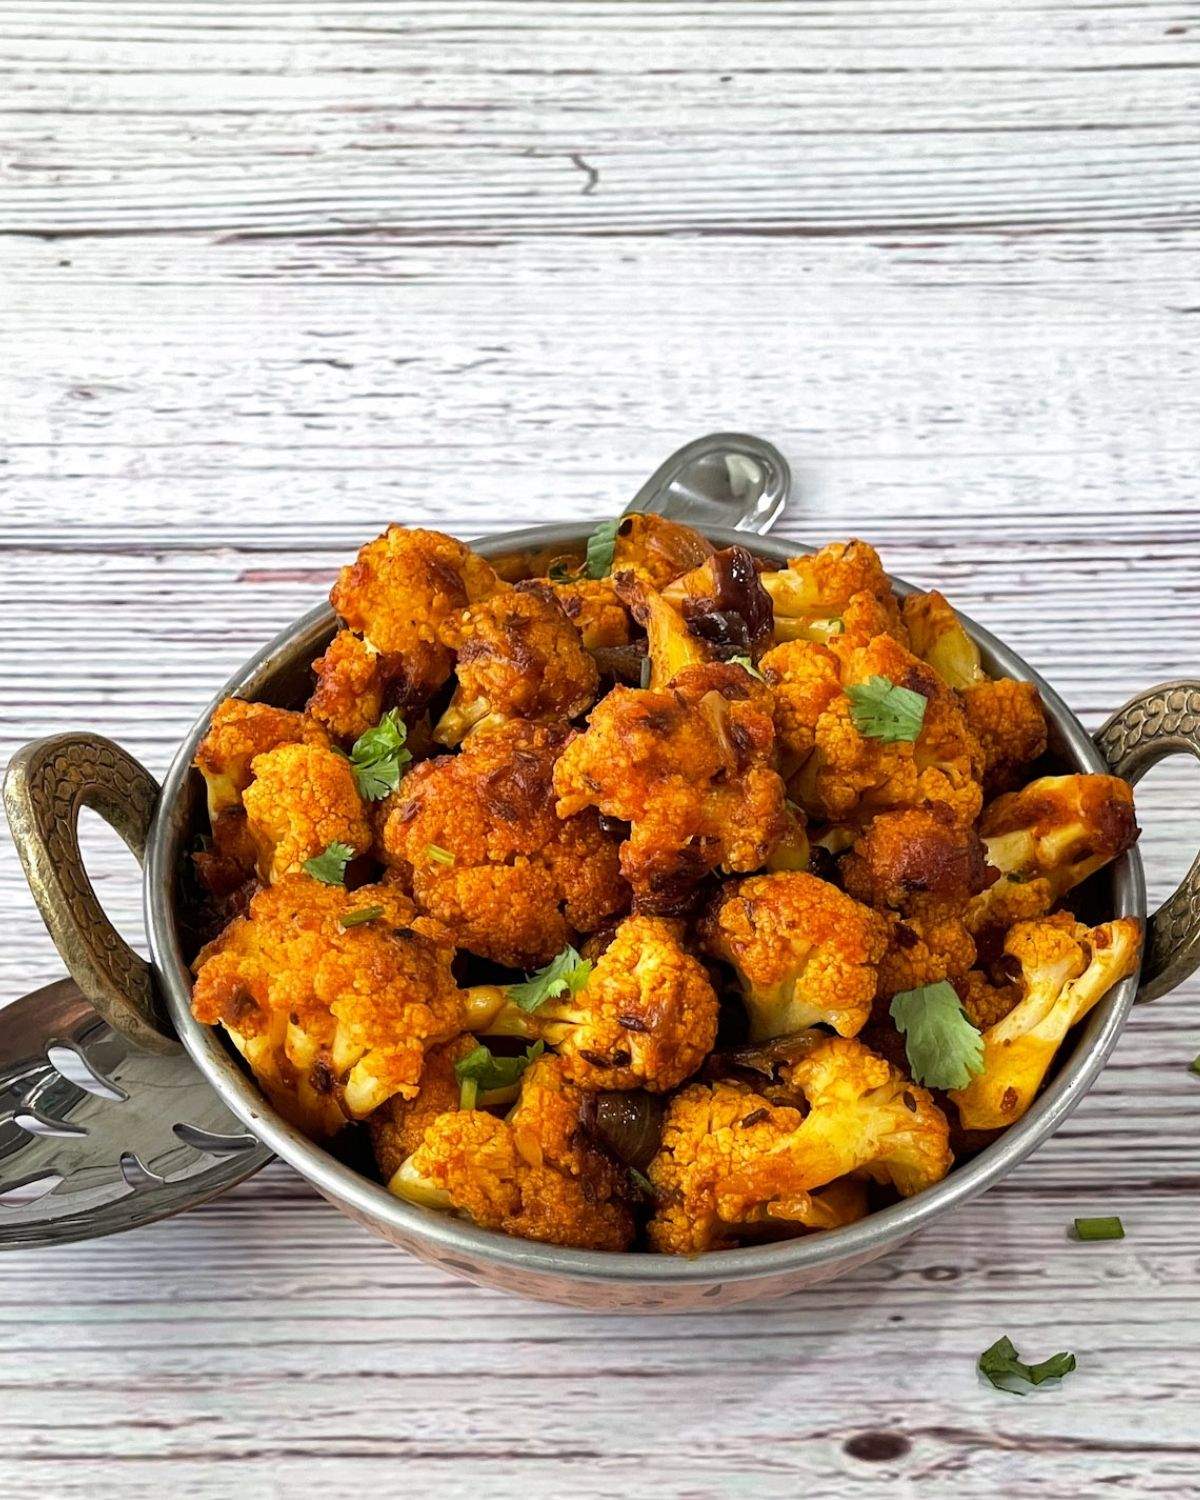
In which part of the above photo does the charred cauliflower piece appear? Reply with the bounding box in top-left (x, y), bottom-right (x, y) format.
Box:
top-left (761, 540), bottom-right (906, 647)
top-left (241, 741), bottom-right (371, 884)
top-left (467, 915), bottom-right (718, 1092)
top-left (191, 879), bottom-right (462, 1135)
top-left (902, 590), bottom-right (1047, 789)
top-left (966, 773), bottom-right (1139, 936)
top-left (194, 698), bottom-right (331, 821)
top-left (951, 913), bottom-right (1141, 1129)
top-left (314, 526), bottom-right (505, 726)
top-left (368, 1034), bottom-right (478, 1180)
top-left (379, 720), bottom-right (627, 969)
top-left (700, 871), bottom-right (889, 1040)
top-left (434, 587), bottom-right (599, 746)
top-left (525, 576), bottom-right (632, 652)
top-left (611, 512), bottom-right (715, 590)
top-left (762, 632), bottom-right (984, 828)
top-left (391, 1054), bottom-right (635, 1251)
top-left (647, 1035), bottom-right (950, 1253)
top-left (554, 662), bottom-right (789, 911)
top-left (842, 805), bottom-right (994, 997)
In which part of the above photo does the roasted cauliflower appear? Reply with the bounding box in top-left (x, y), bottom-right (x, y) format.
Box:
top-left (194, 698), bottom-right (331, 821)
top-left (762, 632), bottom-right (984, 828)
top-left (760, 539), bottom-right (906, 647)
top-left (241, 741), bottom-right (371, 885)
top-left (465, 915), bottom-right (718, 1092)
top-left (700, 871), bottom-right (889, 1040)
top-left (390, 1054), bottom-right (635, 1250)
top-left (191, 878), bottom-right (462, 1136)
top-left (554, 661), bottom-right (788, 911)
top-left (647, 1035), bottom-right (951, 1253)
top-left (611, 512), bottom-right (715, 590)
top-left (378, 719), bottom-right (627, 969)
top-left (951, 913), bottom-right (1142, 1129)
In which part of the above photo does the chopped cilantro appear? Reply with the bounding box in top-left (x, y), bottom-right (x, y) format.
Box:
top-left (506, 945), bottom-right (593, 1013)
top-left (303, 841), bottom-right (355, 886)
top-left (339, 904), bottom-right (383, 929)
top-left (978, 1335), bottom-right (1077, 1396)
top-left (349, 709), bottom-right (412, 801)
top-left (426, 843), bottom-right (455, 865)
top-left (585, 517), bottom-right (622, 579)
top-left (1072, 1216), bottom-right (1125, 1242)
top-left (455, 1040), bottom-right (544, 1106)
top-left (846, 674), bottom-right (927, 742)
top-left (728, 654), bottom-right (764, 681)
top-left (890, 981), bottom-right (984, 1091)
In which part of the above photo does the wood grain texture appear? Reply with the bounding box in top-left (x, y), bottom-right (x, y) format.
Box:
top-left (2, 2), bottom-right (1199, 1494)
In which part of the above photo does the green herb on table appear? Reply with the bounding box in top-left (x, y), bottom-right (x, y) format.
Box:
top-left (1072, 1216), bottom-right (1125, 1242)
top-left (978, 1335), bottom-right (1077, 1396)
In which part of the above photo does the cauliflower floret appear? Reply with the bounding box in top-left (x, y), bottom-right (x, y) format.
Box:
top-left (191, 878), bottom-right (462, 1135)
top-left (368, 1035), bottom-right (477, 1179)
top-left (194, 698), bottom-right (331, 821)
top-left (763, 632), bottom-right (984, 828)
top-left (326, 525), bottom-right (505, 710)
top-left (554, 662), bottom-right (788, 912)
top-left (647, 1035), bottom-right (950, 1253)
top-left (241, 742), bottom-right (371, 884)
top-left (615, 575), bottom-right (713, 690)
top-left (966, 773), bottom-right (1139, 936)
top-left (307, 630), bottom-right (391, 744)
top-left (466, 915), bottom-right (718, 1092)
top-left (957, 969), bottom-right (1022, 1032)
top-left (379, 720), bottom-right (627, 969)
top-left (390, 1054), bottom-right (634, 1250)
top-left (524, 576), bottom-right (632, 651)
top-left (842, 806), bottom-right (994, 997)
top-left (760, 540), bottom-right (906, 647)
top-left (902, 591), bottom-right (1047, 790)
top-left (434, 587), bottom-right (599, 746)
top-left (700, 871), bottom-right (889, 1040)
top-left (611, 512), bottom-right (715, 590)
top-left (951, 913), bottom-right (1142, 1129)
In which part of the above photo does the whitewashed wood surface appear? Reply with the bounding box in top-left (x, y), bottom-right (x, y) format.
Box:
top-left (3, 3), bottom-right (1200, 1495)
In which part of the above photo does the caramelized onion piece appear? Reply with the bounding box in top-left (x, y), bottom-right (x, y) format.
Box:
top-left (579, 1090), bottom-right (666, 1172)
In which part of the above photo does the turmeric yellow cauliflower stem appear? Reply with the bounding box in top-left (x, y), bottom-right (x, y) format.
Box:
top-left (466, 915), bottom-right (719, 1092)
top-left (391, 1054), bottom-right (635, 1251)
top-left (191, 878), bottom-right (462, 1137)
top-left (951, 913), bottom-right (1141, 1130)
top-left (760, 539), bottom-right (907, 647)
top-left (647, 1035), bottom-right (951, 1254)
top-left (701, 871), bottom-right (889, 1041)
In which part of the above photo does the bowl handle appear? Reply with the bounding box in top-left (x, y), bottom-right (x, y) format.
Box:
top-left (1096, 683), bottom-right (1200, 1003)
top-left (3, 733), bottom-right (178, 1053)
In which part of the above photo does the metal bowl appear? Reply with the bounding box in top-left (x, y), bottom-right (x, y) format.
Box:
top-left (6, 493), bottom-right (1200, 1306)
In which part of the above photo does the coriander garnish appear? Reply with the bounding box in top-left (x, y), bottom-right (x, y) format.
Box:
top-left (506, 945), bottom-right (593, 1013)
top-left (339, 904), bottom-right (383, 929)
top-left (303, 841), bottom-right (355, 886)
top-left (890, 981), bottom-right (984, 1091)
top-left (728, 654), bottom-right (764, 681)
top-left (846, 674), bottom-right (927, 742)
top-left (454, 1040), bottom-right (544, 1107)
top-left (348, 709), bottom-right (412, 801)
top-left (426, 843), bottom-right (455, 865)
top-left (585, 517), bottom-right (622, 579)
top-left (978, 1335), bottom-right (1077, 1396)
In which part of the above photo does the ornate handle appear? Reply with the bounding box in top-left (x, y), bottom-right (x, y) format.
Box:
top-left (1096, 683), bottom-right (1200, 1003)
top-left (3, 733), bottom-right (177, 1053)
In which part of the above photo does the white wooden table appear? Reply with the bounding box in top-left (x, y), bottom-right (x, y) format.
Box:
top-left (3, 4), bottom-right (1199, 1494)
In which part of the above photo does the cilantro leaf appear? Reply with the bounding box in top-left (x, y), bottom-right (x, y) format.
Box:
top-left (303, 841), bottom-right (355, 886)
top-left (548, 557), bottom-right (581, 584)
top-left (506, 945), bottom-right (593, 1013)
top-left (339, 904), bottom-right (383, 929)
top-left (890, 981), bottom-right (984, 1090)
top-left (728, 654), bottom-right (764, 681)
top-left (846, 674), bottom-right (927, 742)
top-left (454, 1040), bottom-right (544, 1105)
top-left (628, 1166), bottom-right (658, 1201)
top-left (585, 517), bottom-right (622, 579)
top-left (349, 709), bottom-right (412, 801)
top-left (426, 843), bottom-right (454, 865)
top-left (978, 1335), bottom-right (1077, 1396)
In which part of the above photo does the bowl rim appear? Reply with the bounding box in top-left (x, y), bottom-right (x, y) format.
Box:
top-left (145, 523), bottom-right (1145, 1287)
